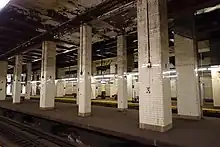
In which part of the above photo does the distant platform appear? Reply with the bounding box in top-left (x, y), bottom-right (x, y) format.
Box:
top-left (0, 100), bottom-right (219, 147)
top-left (25, 96), bottom-right (220, 116)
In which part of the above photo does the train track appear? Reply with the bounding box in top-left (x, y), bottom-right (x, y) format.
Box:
top-left (0, 116), bottom-right (78, 147)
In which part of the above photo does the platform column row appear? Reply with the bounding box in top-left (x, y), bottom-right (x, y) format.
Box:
top-left (0, 61), bottom-right (8, 100)
top-left (137, 0), bottom-right (172, 132)
top-left (78, 24), bottom-right (92, 116)
top-left (40, 41), bottom-right (56, 109)
top-left (13, 55), bottom-right (23, 104)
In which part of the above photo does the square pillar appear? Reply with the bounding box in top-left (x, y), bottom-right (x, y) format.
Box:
top-left (117, 35), bottom-right (128, 110)
top-left (25, 62), bottom-right (32, 100)
top-left (56, 79), bottom-right (65, 97)
top-left (78, 24), bottom-right (92, 117)
top-left (13, 55), bottom-right (23, 104)
top-left (31, 73), bottom-right (37, 96)
top-left (110, 64), bottom-right (117, 98)
top-left (40, 41), bottom-right (56, 109)
top-left (137, 0), bottom-right (172, 132)
top-left (211, 67), bottom-right (220, 106)
top-left (77, 48), bottom-right (80, 105)
top-left (0, 61), bottom-right (8, 100)
top-left (175, 34), bottom-right (201, 119)
top-left (127, 74), bottom-right (133, 101)
top-left (91, 77), bottom-right (96, 99)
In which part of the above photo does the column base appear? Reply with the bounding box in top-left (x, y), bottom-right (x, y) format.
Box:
top-left (139, 123), bottom-right (172, 132)
top-left (40, 107), bottom-right (54, 110)
top-left (177, 115), bottom-right (201, 120)
top-left (13, 102), bottom-right (21, 104)
top-left (78, 112), bottom-right (91, 117)
top-left (117, 108), bottom-right (127, 112)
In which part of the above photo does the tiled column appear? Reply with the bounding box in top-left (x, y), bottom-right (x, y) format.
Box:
top-left (117, 35), bottom-right (128, 110)
top-left (40, 41), bottom-right (56, 109)
top-left (0, 61), bottom-right (8, 100)
top-left (110, 64), bottom-right (117, 97)
top-left (31, 73), bottom-right (37, 96)
top-left (127, 74), bottom-right (133, 101)
top-left (127, 49), bottom-right (134, 101)
top-left (78, 24), bottom-right (92, 117)
top-left (56, 79), bottom-right (65, 97)
top-left (13, 55), bottom-right (23, 104)
top-left (77, 48), bottom-right (80, 105)
top-left (137, 0), bottom-right (172, 132)
top-left (175, 34), bottom-right (201, 119)
top-left (25, 62), bottom-right (32, 100)
top-left (211, 67), bottom-right (220, 106)
top-left (91, 76), bottom-right (96, 99)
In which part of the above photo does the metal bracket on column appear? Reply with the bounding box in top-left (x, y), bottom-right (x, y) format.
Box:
top-left (147, 62), bottom-right (152, 68)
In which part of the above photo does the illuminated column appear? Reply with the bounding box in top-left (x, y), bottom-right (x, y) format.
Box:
top-left (6, 74), bottom-right (12, 96)
top-left (117, 35), bottom-right (128, 110)
top-left (127, 74), bottom-right (133, 101)
top-left (175, 34), bottom-right (201, 119)
top-left (91, 77), bottom-right (96, 99)
top-left (31, 73), bottom-right (37, 96)
top-left (56, 80), bottom-right (65, 97)
top-left (25, 62), bottom-right (32, 100)
top-left (110, 64), bottom-right (117, 97)
top-left (137, 0), bottom-right (172, 132)
top-left (13, 55), bottom-right (23, 104)
top-left (91, 63), bottom-right (97, 99)
top-left (78, 24), bottom-right (92, 117)
top-left (0, 61), bottom-right (8, 100)
top-left (211, 67), bottom-right (220, 106)
top-left (76, 48), bottom-right (80, 105)
top-left (40, 41), bottom-right (56, 109)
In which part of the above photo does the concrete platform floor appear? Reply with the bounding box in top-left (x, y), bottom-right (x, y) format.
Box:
top-left (0, 100), bottom-right (219, 147)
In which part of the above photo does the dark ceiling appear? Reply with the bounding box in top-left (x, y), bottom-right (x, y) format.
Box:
top-left (0, 0), bottom-right (220, 72)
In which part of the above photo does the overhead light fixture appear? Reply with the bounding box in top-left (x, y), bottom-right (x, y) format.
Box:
top-left (0, 0), bottom-right (10, 10)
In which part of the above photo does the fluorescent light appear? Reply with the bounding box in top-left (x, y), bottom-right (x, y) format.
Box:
top-left (163, 70), bottom-right (176, 75)
top-left (198, 68), bottom-right (208, 71)
top-left (196, 4), bottom-right (220, 15)
top-left (0, 0), bottom-right (10, 10)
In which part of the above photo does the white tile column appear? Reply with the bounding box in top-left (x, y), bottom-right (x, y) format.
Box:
top-left (91, 77), bottom-right (96, 99)
top-left (56, 79), bottom-right (65, 97)
top-left (117, 35), bottom-right (128, 110)
top-left (13, 55), bottom-right (23, 104)
top-left (175, 34), bottom-right (201, 119)
top-left (25, 62), bottom-right (32, 100)
top-left (40, 41), bottom-right (56, 109)
top-left (110, 64), bottom-right (117, 98)
top-left (137, 0), bottom-right (172, 132)
top-left (0, 61), bottom-right (8, 100)
top-left (127, 74), bottom-right (133, 101)
top-left (211, 67), bottom-right (220, 106)
top-left (77, 48), bottom-right (80, 105)
top-left (78, 24), bottom-right (92, 117)
top-left (31, 73), bottom-right (37, 96)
